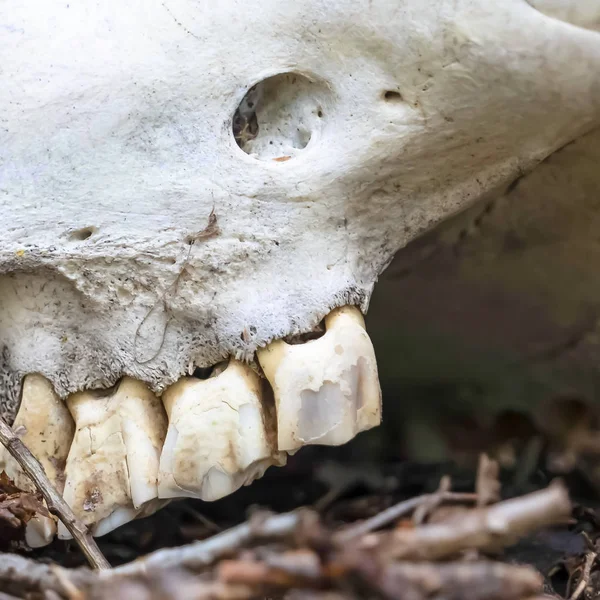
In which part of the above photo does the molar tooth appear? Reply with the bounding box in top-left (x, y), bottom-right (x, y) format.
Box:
top-left (157, 359), bottom-right (286, 501)
top-left (0, 374), bottom-right (74, 547)
top-left (58, 378), bottom-right (167, 539)
top-left (257, 305), bottom-right (382, 452)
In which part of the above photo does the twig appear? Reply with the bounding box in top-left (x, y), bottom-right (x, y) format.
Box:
top-left (412, 475), bottom-right (451, 525)
top-left (0, 553), bottom-right (251, 600)
top-left (181, 504), bottom-right (222, 533)
top-left (334, 491), bottom-right (478, 542)
top-left (0, 592), bottom-right (23, 600)
top-left (365, 560), bottom-right (544, 600)
top-left (313, 483), bottom-right (347, 513)
top-left (571, 548), bottom-right (597, 600)
top-left (218, 551), bottom-right (544, 600)
top-left (0, 416), bottom-right (110, 570)
top-left (382, 480), bottom-right (571, 561)
top-left (476, 453), bottom-right (500, 507)
top-left (113, 510), bottom-right (306, 576)
top-left (0, 553), bottom-right (86, 598)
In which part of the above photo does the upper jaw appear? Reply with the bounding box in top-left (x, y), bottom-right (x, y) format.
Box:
top-left (3, 0), bottom-right (600, 402)
top-left (0, 304), bottom-right (381, 546)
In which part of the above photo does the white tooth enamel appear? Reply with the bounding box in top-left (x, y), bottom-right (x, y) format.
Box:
top-left (24, 513), bottom-right (57, 548)
top-left (91, 506), bottom-right (137, 538)
top-left (157, 359), bottom-right (286, 501)
top-left (257, 305), bottom-right (382, 452)
top-left (58, 378), bottom-right (167, 539)
top-left (0, 374), bottom-right (74, 547)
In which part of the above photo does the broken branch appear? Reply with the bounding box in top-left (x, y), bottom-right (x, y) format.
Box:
top-left (0, 416), bottom-right (110, 570)
top-left (381, 480), bottom-right (571, 561)
top-left (334, 490), bottom-right (478, 543)
top-left (114, 510), bottom-right (306, 576)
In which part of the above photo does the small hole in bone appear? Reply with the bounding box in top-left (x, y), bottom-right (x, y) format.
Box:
top-left (383, 90), bottom-right (403, 102)
top-left (68, 227), bottom-right (97, 241)
top-left (284, 319), bottom-right (326, 345)
top-left (233, 72), bottom-right (330, 161)
top-left (192, 360), bottom-right (229, 380)
top-left (192, 366), bottom-right (214, 379)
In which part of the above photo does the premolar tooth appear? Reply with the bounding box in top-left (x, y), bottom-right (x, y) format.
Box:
top-left (157, 359), bottom-right (286, 501)
top-left (0, 374), bottom-right (74, 548)
top-left (58, 378), bottom-right (167, 539)
top-left (257, 305), bottom-right (382, 452)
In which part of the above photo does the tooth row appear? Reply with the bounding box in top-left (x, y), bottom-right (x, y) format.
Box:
top-left (0, 305), bottom-right (381, 545)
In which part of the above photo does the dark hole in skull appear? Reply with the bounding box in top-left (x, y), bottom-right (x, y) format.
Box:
top-left (283, 318), bottom-right (326, 344)
top-left (383, 90), bottom-right (402, 102)
top-left (192, 360), bottom-right (229, 380)
top-left (233, 72), bottom-right (328, 160)
top-left (68, 226), bottom-right (97, 241)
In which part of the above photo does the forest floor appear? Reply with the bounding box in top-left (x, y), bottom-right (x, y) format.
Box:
top-left (2, 415), bottom-right (600, 600)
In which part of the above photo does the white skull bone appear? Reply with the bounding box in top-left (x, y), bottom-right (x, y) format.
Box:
top-left (1, 0), bottom-right (599, 399)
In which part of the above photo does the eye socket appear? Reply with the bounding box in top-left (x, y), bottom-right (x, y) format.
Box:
top-left (232, 72), bottom-right (331, 161)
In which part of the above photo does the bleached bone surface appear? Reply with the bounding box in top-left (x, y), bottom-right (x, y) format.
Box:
top-left (258, 306), bottom-right (381, 452)
top-left (59, 378), bottom-right (167, 539)
top-left (0, 374), bottom-right (74, 547)
top-left (158, 359), bottom-right (286, 501)
top-left (528, 1), bottom-right (600, 30)
top-left (1, 1), bottom-right (599, 402)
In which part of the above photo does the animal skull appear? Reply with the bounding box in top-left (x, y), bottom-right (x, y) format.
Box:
top-left (1, 0), bottom-right (599, 544)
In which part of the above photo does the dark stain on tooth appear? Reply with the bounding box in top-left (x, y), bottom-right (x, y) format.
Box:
top-left (83, 487), bottom-right (103, 512)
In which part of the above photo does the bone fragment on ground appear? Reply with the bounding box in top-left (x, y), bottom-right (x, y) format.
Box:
top-left (158, 359), bottom-right (286, 501)
top-left (0, 374), bottom-right (74, 547)
top-left (58, 377), bottom-right (167, 539)
top-left (257, 305), bottom-right (382, 453)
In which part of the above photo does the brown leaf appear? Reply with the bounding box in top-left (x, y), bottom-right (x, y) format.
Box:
top-left (0, 492), bottom-right (49, 525)
top-left (0, 471), bottom-right (51, 550)
top-left (0, 470), bottom-right (22, 495)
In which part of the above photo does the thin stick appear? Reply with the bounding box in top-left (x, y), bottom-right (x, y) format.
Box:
top-left (334, 491), bottom-right (478, 542)
top-left (0, 592), bottom-right (23, 600)
top-left (113, 511), bottom-right (303, 576)
top-left (385, 480), bottom-right (571, 561)
top-left (0, 416), bottom-right (110, 570)
top-left (571, 549), bottom-right (597, 600)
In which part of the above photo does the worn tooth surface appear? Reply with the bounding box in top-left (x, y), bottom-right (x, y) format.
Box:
top-left (0, 374), bottom-right (74, 547)
top-left (158, 359), bottom-right (286, 501)
top-left (58, 378), bottom-right (167, 539)
top-left (257, 305), bottom-right (382, 452)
